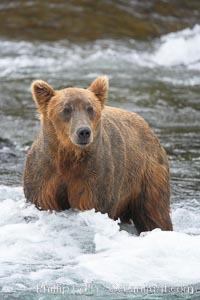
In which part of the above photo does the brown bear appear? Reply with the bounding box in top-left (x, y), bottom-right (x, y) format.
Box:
top-left (23, 76), bottom-right (173, 233)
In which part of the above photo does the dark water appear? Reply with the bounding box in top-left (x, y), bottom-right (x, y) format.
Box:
top-left (0, 1), bottom-right (200, 299)
top-left (0, 0), bottom-right (199, 41)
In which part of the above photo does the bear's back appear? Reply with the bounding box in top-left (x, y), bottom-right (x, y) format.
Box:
top-left (101, 106), bottom-right (161, 155)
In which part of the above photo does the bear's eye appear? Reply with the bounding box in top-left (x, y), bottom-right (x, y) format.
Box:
top-left (61, 106), bottom-right (73, 120)
top-left (63, 107), bottom-right (73, 114)
top-left (87, 106), bottom-right (94, 116)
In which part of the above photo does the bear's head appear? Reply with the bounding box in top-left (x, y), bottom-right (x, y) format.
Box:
top-left (31, 77), bottom-right (108, 149)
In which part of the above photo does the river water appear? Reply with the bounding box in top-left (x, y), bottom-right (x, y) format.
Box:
top-left (0, 1), bottom-right (200, 299)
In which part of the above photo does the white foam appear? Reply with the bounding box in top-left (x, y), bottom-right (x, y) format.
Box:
top-left (0, 25), bottom-right (200, 77)
top-left (79, 229), bottom-right (200, 286)
top-left (0, 25), bottom-right (200, 84)
top-left (0, 185), bottom-right (200, 292)
top-left (152, 25), bottom-right (200, 68)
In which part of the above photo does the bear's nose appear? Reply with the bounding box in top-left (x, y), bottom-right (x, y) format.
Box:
top-left (77, 127), bottom-right (91, 141)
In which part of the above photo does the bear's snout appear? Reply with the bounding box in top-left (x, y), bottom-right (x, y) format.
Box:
top-left (76, 126), bottom-right (91, 146)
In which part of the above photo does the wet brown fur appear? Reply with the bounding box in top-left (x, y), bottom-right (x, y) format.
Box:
top-left (23, 77), bottom-right (173, 233)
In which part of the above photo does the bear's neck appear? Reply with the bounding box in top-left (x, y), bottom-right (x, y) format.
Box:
top-left (41, 119), bottom-right (102, 174)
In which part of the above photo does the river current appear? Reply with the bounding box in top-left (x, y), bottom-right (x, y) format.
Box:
top-left (0, 1), bottom-right (200, 299)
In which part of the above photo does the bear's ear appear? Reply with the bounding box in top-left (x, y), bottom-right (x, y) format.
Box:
top-left (88, 76), bottom-right (109, 106)
top-left (31, 80), bottom-right (55, 113)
